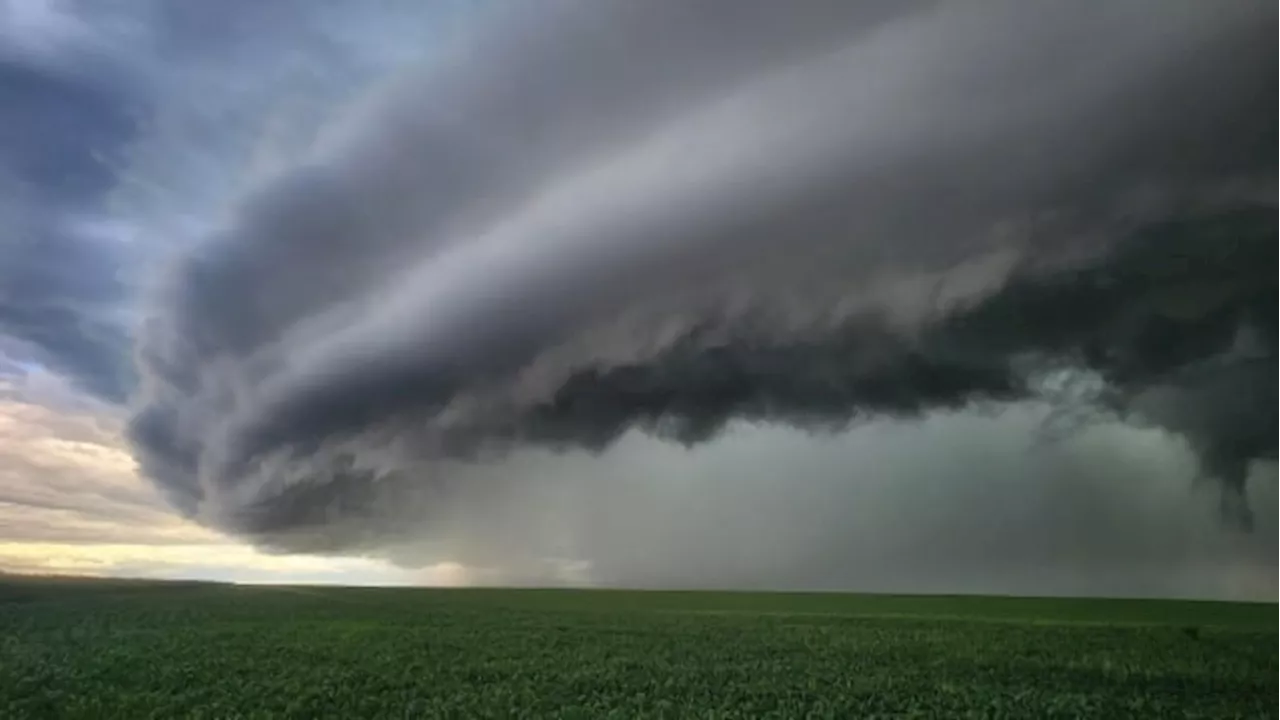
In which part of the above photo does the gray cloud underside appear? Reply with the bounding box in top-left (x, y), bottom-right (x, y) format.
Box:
top-left (128, 0), bottom-right (1276, 583)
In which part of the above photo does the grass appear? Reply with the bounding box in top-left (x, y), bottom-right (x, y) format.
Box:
top-left (0, 577), bottom-right (1274, 719)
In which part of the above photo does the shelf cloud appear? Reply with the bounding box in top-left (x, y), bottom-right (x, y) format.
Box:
top-left (123, 0), bottom-right (1275, 588)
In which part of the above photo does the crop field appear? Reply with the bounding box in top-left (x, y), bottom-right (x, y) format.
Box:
top-left (0, 577), bottom-right (1274, 719)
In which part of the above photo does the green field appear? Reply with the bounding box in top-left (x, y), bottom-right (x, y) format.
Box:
top-left (1, 577), bottom-right (1274, 719)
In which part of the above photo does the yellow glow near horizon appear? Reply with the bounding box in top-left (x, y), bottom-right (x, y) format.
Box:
top-left (0, 382), bottom-right (469, 587)
top-left (0, 541), bottom-right (471, 586)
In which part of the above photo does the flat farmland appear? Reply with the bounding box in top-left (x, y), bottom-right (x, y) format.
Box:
top-left (0, 577), bottom-right (1274, 718)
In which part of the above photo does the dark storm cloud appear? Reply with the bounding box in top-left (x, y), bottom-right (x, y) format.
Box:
top-left (0, 60), bottom-right (134, 204)
top-left (0, 0), bottom-right (359, 402)
top-left (127, 0), bottom-right (1276, 572)
top-left (0, 55), bottom-right (140, 401)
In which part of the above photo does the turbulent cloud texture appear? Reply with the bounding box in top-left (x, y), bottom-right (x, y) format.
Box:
top-left (119, 1), bottom-right (1275, 588)
top-left (0, 367), bottom-right (463, 585)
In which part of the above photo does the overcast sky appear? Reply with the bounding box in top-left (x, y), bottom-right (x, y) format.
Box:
top-left (0, 0), bottom-right (479, 585)
top-left (0, 0), bottom-right (1274, 599)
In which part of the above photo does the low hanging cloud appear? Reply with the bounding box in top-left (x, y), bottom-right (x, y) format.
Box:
top-left (127, 0), bottom-right (1275, 588)
top-left (0, 368), bottom-right (452, 586)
